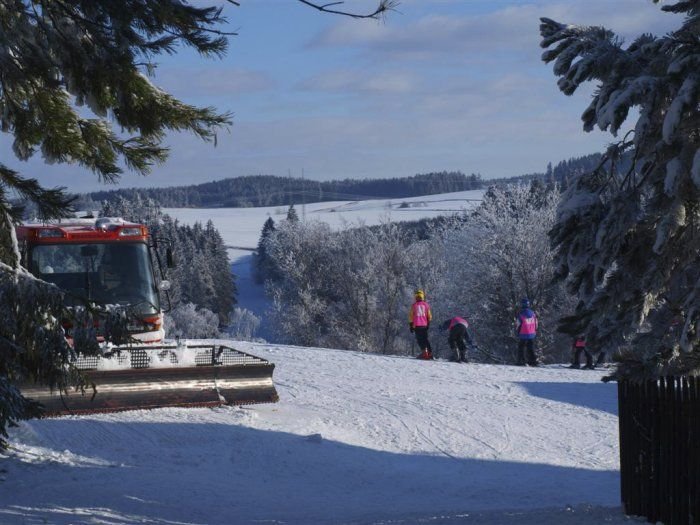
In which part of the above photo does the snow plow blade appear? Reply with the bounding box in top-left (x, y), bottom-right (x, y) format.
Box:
top-left (21, 344), bottom-right (279, 416)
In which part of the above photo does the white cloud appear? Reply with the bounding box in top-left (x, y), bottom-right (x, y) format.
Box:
top-left (298, 70), bottom-right (416, 94)
top-left (154, 67), bottom-right (275, 98)
top-left (310, 0), bottom-right (683, 61)
top-left (13, 0), bottom-right (672, 192)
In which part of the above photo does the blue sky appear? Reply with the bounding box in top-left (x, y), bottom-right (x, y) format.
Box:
top-left (1, 0), bottom-right (684, 193)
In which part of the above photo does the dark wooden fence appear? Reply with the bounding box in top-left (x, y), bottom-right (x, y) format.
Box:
top-left (618, 377), bottom-right (700, 524)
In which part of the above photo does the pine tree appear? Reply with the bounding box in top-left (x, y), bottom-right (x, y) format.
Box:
top-left (0, 1), bottom-right (233, 447)
top-left (286, 204), bottom-right (300, 224)
top-left (204, 220), bottom-right (236, 324)
top-left (540, 1), bottom-right (700, 377)
top-left (254, 217), bottom-right (276, 284)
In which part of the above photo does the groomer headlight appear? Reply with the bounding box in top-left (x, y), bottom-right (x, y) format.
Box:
top-left (118, 227), bottom-right (143, 237)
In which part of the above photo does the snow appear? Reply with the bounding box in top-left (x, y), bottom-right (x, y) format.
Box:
top-left (663, 77), bottom-right (696, 144)
top-left (664, 156), bottom-right (682, 196)
top-left (692, 149), bottom-right (700, 189)
top-left (1, 341), bottom-right (628, 524)
top-left (165, 190), bottom-right (484, 338)
top-left (0, 190), bottom-right (629, 523)
top-left (165, 189), bottom-right (484, 259)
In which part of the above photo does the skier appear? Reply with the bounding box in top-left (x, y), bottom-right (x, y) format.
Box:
top-left (440, 316), bottom-right (475, 363)
top-left (409, 289), bottom-right (433, 360)
top-left (515, 298), bottom-right (538, 366)
top-left (569, 335), bottom-right (593, 369)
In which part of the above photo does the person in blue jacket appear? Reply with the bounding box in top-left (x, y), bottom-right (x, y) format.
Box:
top-left (516, 298), bottom-right (539, 366)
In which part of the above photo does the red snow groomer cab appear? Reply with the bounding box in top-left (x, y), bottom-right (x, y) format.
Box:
top-left (18, 217), bottom-right (167, 343)
top-left (17, 216), bottom-right (278, 416)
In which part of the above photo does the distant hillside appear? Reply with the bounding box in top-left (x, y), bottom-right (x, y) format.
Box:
top-left (75, 152), bottom-right (611, 210)
top-left (85, 172), bottom-right (483, 208)
top-left (490, 152), bottom-right (605, 187)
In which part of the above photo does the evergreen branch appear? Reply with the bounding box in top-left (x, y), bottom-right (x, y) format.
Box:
top-left (49, 0), bottom-right (237, 56)
top-left (0, 165), bottom-right (74, 219)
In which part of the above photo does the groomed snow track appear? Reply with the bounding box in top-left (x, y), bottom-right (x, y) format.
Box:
top-left (20, 344), bottom-right (279, 416)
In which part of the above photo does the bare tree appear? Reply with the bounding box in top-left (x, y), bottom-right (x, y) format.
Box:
top-left (297, 0), bottom-right (399, 19)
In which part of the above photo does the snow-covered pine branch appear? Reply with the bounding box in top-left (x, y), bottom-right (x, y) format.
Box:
top-left (540, 1), bottom-right (700, 377)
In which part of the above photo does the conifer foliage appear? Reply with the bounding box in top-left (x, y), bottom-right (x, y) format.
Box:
top-left (254, 217), bottom-right (276, 285)
top-left (0, 1), bottom-right (233, 447)
top-left (540, 1), bottom-right (699, 375)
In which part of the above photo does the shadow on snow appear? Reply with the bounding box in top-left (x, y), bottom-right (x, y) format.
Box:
top-left (1, 415), bottom-right (620, 525)
top-left (516, 381), bottom-right (618, 416)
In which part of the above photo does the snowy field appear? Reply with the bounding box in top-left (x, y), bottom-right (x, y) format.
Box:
top-left (166, 190), bottom-right (484, 254)
top-left (165, 190), bottom-right (484, 333)
top-left (0, 342), bottom-right (629, 525)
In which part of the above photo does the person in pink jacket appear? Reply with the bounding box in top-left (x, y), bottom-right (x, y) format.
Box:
top-left (409, 289), bottom-right (433, 359)
top-left (440, 316), bottom-right (475, 362)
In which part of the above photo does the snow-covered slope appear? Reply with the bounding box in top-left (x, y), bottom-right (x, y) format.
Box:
top-left (165, 189), bottom-right (484, 254)
top-left (1, 341), bottom-right (625, 524)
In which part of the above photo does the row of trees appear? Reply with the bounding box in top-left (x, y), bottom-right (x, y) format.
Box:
top-left (255, 182), bottom-right (574, 363)
top-left (85, 155), bottom-right (612, 210)
top-left (87, 172), bottom-right (484, 209)
top-left (81, 153), bottom-right (616, 212)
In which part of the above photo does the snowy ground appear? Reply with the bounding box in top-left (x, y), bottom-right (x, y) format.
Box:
top-left (1, 341), bottom-right (633, 525)
top-left (0, 190), bottom-right (630, 523)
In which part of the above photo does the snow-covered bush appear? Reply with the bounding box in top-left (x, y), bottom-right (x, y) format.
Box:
top-left (265, 219), bottom-right (441, 355)
top-left (228, 307), bottom-right (261, 341)
top-left (165, 303), bottom-right (220, 340)
top-left (540, 1), bottom-right (699, 376)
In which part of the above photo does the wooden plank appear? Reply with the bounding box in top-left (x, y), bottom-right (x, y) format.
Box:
top-left (637, 381), bottom-right (656, 516)
top-left (669, 376), bottom-right (677, 525)
top-left (679, 377), bottom-right (689, 524)
top-left (650, 378), bottom-right (660, 523)
top-left (618, 381), bottom-right (630, 513)
top-left (659, 377), bottom-right (669, 524)
top-left (690, 377), bottom-right (700, 523)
